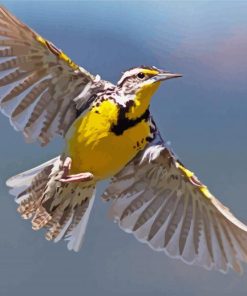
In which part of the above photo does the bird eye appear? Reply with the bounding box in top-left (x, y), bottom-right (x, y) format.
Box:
top-left (137, 72), bottom-right (145, 79)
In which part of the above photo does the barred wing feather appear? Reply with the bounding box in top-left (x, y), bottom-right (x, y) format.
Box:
top-left (103, 134), bottom-right (247, 273)
top-left (0, 6), bottom-right (96, 145)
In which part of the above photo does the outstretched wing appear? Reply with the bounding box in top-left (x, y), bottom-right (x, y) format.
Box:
top-left (0, 6), bottom-right (100, 145)
top-left (103, 132), bottom-right (247, 273)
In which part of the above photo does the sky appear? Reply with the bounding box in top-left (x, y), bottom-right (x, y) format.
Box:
top-left (0, 1), bottom-right (247, 296)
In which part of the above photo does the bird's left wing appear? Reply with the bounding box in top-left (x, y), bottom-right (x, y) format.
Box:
top-left (103, 132), bottom-right (247, 273)
top-left (0, 6), bottom-right (103, 145)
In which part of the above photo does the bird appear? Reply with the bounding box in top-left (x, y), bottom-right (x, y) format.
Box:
top-left (0, 6), bottom-right (247, 274)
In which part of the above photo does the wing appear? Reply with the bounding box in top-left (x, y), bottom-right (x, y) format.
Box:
top-left (103, 132), bottom-right (247, 273)
top-left (0, 6), bottom-right (102, 145)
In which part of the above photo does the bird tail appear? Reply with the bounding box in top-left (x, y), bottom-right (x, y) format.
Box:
top-left (6, 156), bottom-right (96, 251)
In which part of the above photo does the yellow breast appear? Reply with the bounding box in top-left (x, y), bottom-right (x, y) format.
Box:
top-left (65, 100), bottom-right (150, 180)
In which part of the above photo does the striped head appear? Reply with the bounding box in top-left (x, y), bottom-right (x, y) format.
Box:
top-left (117, 66), bottom-right (181, 94)
top-left (117, 66), bottom-right (182, 119)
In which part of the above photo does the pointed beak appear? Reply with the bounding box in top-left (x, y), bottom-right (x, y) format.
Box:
top-left (153, 72), bottom-right (182, 83)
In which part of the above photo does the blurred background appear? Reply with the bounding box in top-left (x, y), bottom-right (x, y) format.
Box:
top-left (0, 1), bottom-right (247, 295)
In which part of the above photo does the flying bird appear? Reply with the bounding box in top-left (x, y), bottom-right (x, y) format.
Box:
top-left (0, 6), bottom-right (247, 273)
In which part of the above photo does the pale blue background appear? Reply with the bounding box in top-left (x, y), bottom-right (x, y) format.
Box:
top-left (0, 1), bottom-right (247, 295)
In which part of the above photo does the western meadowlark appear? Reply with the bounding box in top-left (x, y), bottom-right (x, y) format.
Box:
top-left (0, 6), bottom-right (247, 273)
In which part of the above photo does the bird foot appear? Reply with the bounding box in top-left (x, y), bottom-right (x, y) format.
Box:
top-left (59, 157), bottom-right (94, 183)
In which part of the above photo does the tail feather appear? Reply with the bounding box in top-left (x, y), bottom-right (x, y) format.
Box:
top-left (7, 155), bottom-right (96, 251)
top-left (66, 191), bottom-right (96, 252)
top-left (31, 205), bottom-right (52, 230)
top-left (17, 193), bottom-right (38, 219)
top-left (6, 157), bottom-right (58, 188)
top-left (10, 158), bottom-right (57, 204)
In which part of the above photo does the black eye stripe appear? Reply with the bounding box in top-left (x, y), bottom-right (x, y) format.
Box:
top-left (118, 71), bottom-right (148, 87)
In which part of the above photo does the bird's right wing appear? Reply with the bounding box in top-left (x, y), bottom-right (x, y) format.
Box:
top-left (0, 6), bottom-right (106, 145)
top-left (103, 132), bottom-right (247, 273)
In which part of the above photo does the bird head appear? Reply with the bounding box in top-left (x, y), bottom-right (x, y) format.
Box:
top-left (117, 66), bottom-right (182, 94)
top-left (117, 66), bottom-right (182, 119)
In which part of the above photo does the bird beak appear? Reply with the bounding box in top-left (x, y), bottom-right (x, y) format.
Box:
top-left (152, 72), bottom-right (182, 83)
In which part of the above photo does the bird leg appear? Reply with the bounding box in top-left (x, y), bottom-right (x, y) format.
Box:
top-left (59, 157), bottom-right (94, 183)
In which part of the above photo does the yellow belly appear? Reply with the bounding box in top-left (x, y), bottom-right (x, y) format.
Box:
top-left (65, 100), bottom-right (150, 180)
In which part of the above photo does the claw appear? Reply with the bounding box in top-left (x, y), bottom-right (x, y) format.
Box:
top-left (60, 172), bottom-right (94, 183)
top-left (60, 157), bottom-right (94, 183)
top-left (62, 156), bottom-right (72, 178)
